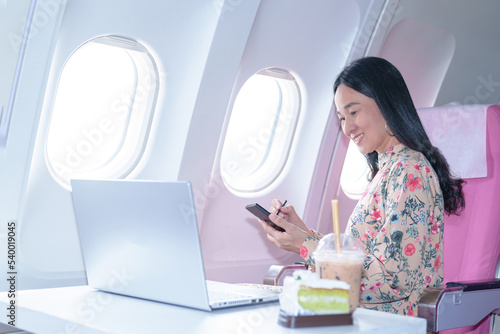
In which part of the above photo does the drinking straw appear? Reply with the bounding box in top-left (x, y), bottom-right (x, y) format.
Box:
top-left (331, 200), bottom-right (341, 253)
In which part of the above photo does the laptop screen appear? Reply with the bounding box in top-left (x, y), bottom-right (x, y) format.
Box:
top-left (71, 179), bottom-right (212, 310)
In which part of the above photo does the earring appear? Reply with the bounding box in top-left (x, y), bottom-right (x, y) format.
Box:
top-left (385, 122), bottom-right (395, 136)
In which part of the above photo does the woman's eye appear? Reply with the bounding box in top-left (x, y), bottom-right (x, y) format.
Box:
top-left (350, 111), bottom-right (358, 116)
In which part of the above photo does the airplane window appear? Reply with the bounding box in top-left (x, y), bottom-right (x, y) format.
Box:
top-left (46, 36), bottom-right (158, 187)
top-left (220, 68), bottom-right (300, 193)
top-left (340, 141), bottom-right (370, 200)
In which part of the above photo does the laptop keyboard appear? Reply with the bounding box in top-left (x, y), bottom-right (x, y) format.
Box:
top-left (205, 281), bottom-right (280, 307)
top-left (208, 289), bottom-right (254, 303)
top-left (206, 281), bottom-right (254, 302)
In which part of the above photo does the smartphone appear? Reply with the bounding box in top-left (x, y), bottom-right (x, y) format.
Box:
top-left (245, 203), bottom-right (286, 232)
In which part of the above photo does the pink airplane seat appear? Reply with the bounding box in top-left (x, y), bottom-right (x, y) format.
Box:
top-left (418, 104), bottom-right (500, 333)
top-left (443, 104), bottom-right (500, 285)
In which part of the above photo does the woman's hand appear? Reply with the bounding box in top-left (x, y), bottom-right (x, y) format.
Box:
top-left (258, 199), bottom-right (314, 254)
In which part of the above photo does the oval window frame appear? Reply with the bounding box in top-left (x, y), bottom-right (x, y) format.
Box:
top-left (45, 35), bottom-right (159, 187)
top-left (220, 68), bottom-right (301, 193)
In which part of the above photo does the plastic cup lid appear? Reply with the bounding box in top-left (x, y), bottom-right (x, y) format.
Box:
top-left (313, 233), bottom-right (365, 262)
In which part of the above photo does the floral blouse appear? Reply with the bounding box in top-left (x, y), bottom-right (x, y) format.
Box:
top-left (300, 144), bottom-right (444, 316)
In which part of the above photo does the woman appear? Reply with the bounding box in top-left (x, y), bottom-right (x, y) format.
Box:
top-left (259, 57), bottom-right (465, 316)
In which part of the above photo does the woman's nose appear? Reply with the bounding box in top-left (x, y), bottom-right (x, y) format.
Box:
top-left (343, 118), bottom-right (355, 137)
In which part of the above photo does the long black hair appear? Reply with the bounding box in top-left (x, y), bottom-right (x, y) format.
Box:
top-left (334, 57), bottom-right (465, 215)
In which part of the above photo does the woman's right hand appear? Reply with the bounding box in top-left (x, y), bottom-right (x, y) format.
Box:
top-left (258, 199), bottom-right (314, 254)
top-left (269, 199), bottom-right (311, 232)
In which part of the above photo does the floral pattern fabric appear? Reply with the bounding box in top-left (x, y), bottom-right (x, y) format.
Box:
top-left (300, 144), bottom-right (444, 316)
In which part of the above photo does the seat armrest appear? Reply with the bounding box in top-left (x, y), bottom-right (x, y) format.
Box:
top-left (418, 279), bottom-right (500, 332)
top-left (418, 286), bottom-right (451, 332)
top-left (446, 278), bottom-right (500, 291)
top-left (263, 263), bottom-right (307, 286)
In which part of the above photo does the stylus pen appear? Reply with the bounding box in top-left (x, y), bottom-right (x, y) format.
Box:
top-left (276, 200), bottom-right (288, 215)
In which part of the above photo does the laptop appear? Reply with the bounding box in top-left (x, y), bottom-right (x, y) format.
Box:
top-left (70, 179), bottom-right (280, 311)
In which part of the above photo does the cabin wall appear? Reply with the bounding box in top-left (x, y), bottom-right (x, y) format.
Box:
top-left (0, 0), bottom-right (499, 291)
top-left (367, 0), bottom-right (500, 107)
top-left (0, 0), bottom-right (67, 290)
top-left (1, 0), bottom-right (253, 289)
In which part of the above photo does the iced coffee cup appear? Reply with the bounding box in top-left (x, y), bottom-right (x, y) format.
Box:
top-left (313, 233), bottom-right (365, 313)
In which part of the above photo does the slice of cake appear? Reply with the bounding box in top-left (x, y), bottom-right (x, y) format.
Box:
top-left (298, 285), bottom-right (350, 314)
top-left (280, 270), bottom-right (350, 316)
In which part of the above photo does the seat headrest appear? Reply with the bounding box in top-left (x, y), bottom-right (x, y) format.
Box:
top-left (418, 104), bottom-right (488, 179)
